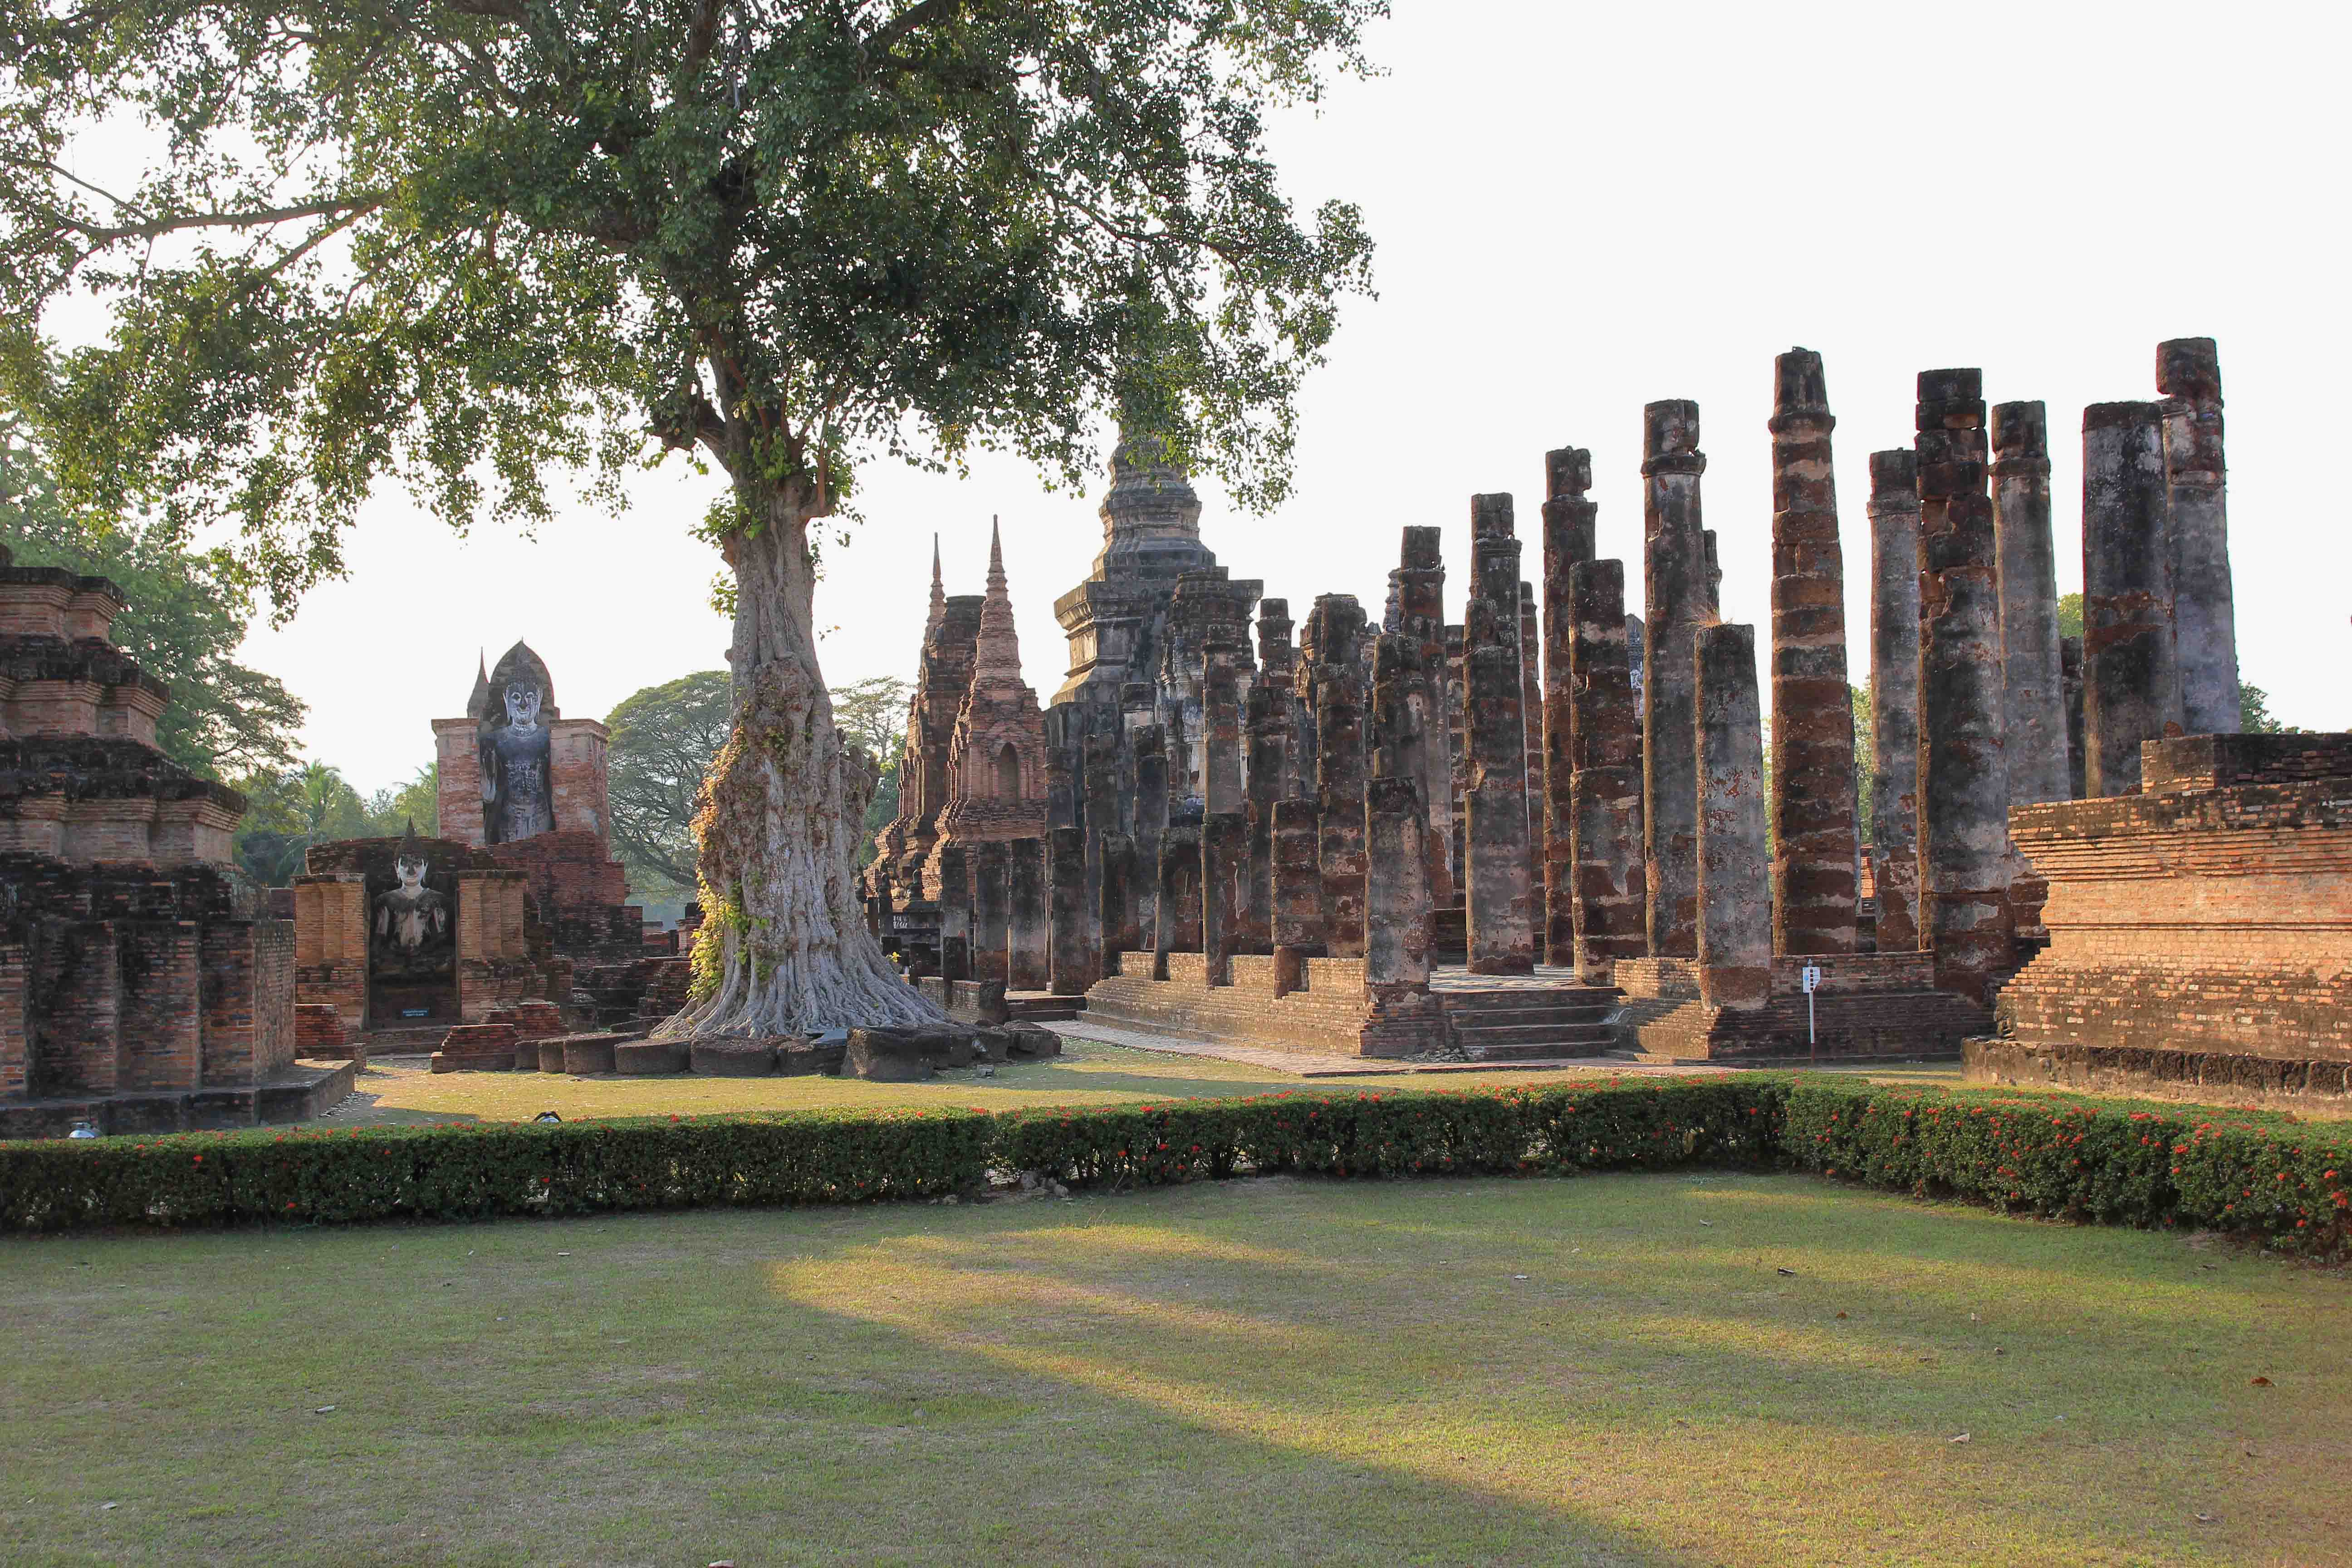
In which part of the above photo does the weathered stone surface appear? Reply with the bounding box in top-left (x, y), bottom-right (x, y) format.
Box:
top-left (1046, 825), bottom-right (1090, 996)
top-left (1099, 831), bottom-right (1140, 962)
top-left (2062, 635), bottom-right (2087, 801)
top-left (935, 844), bottom-right (971, 983)
top-left (1519, 580), bottom-right (1545, 917)
top-left (1465, 493), bottom-right (1535, 975)
top-left (1915, 370), bottom-right (2013, 1007)
top-left (1362, 775), bottom-right (1439, 1053)
top-left (1695, 623), bottom-right (1770, 1010)
top-left (1392, 529), bottom-right (1455, 907)
top-left (1153, 823), bottom-right (1203, 972)
top-left (2159, 338), bottom-right (2239, 738)
top-left (1993, 402), bottom-right (2069, 811)
top-left (1642, 400), bottom-right (1708, 957)
top-left (1005, 836), bottom-right (1049, 991)
top-left (842, 1028), bottom-right (933, 1082)
top-left (1766, 349), bottom-right (1858, 957)
top-left (613, 1039), bottom-right (690, 1074)
top-left (690, 1038), bottom-right (775, 1077)
top-left (1202, 810), bottom-right (1251, 985)
top-left (1129, 723), bottom-right (1167, 951)
top-left (970, 839), bottom-right (1009, 985)
top-left (1867, 449), bottom-right (1923, 954)
top-left (1243, 599), bottom-right (1299, 955)
top-left (1312, 650), bottom-right (1368, 960)
top-left (2082, 401), bottom-right (2183, 796)
top-left (1540, 449), bottom-right (1598, 968)
top-left (1567, 559), bottom-right (1647, 984)
top-left (1081, 729), bottom-right (1121, 974)
top-left (1270, 798), bottom-right (1323, 954)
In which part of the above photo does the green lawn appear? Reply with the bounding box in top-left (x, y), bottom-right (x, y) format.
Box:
top-left (4, 1174), bottom-right (2345, 1566)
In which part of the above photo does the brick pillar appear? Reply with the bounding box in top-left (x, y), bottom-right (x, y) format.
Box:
top-left (1047, 826), bottom-right (1090, 995)
top-left (1642, 400), bottom-right (1707, 957)
top-left (1567, 559), bottom-right (1646, 984)
top-left (1006, 838), bottom-right (1049, 992)
top-left (1465, 493), bottom-right (1535, 975)
top-left (1153, 824), bottom-right (1203, 977)
top-left (1394, 528), bottom-right (1454, 906)
top-left (1519, 579), bottom-right (1545, 931)
top-left (1271, 798), bottom-right (1323, 958)
top-left (1099, 832), bottom-right (1140, 968)
top-left (1083, 729), bottom-right (1121, 975)
top-left (1202, 811), bottom-right (1250, 985)
top-left (1244, 606), bottom-right (1295, 956)
top-left (1867, 450), bottom-right (1923, 954)
top-left (1992, 401), bottom-right (2069, 808)
top-left (2160, 338), bottom-right (2239, 737)
top-left (1696, 623), bottom-right (1770, 1011)
top-left (2061, 635), bottom-right (2087, 801)
top-left (1445, 622), bottom-right (1467, 895)
top-left (1131, 723), bottom-right (1168, 951)
top-left (971, 840), bottom-right (1009, 985)
top-left (1363, 775), bottom-right (1433, 1031)
top-left (1541, 449), bottom-right (1597, 969)
top-left (1313, 664), bottom-right (1368, 959)
top-left (1767, 348), bottom-right (1858, 957)
top-left (2082, 401), bottom-right (2182, 796)
top-left (1916, 370), bottom-right (2013, 1006)
top-left (936, 844), bottom-right (972, 983)
top-left (1205, 657), bottom-right (1244, 816)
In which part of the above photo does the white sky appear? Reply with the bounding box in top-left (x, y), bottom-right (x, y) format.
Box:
top-left (228, 0), bottom-right (2352, 793)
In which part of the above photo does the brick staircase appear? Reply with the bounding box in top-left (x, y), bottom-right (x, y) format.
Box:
top-left (1440, 987), bottom-right (1621, 1062)
top-left (1005, 991), bottom-right (1088, 1024)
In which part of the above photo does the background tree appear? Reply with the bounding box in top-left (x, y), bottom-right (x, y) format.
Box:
top-left (2, 0), bottom-right (1379, 1034)
top-left (607, 671), bottom-right (734, 902)
top-left (0, 409), bottom-right (304, 779)
top-left (2059, 593), bottom-right (2296, 732)
top-left (232, 760), bottom-right (374, 885)
top-left (831, 674), bottom-right (912, 867)
top-left (365, 764), bottom-right (441, 836)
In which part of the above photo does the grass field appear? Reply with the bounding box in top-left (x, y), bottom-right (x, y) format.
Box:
top-left (4, 1172), bottom-right (2346, 1566)
top-left (325, 1036), bottom-right (1726, 1127)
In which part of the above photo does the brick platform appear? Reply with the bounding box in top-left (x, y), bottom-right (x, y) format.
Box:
top-left (1983, 733), bottom-right (2352, 1102)
top-left (1083, 950), bottom-right (1430, 1058)
top-left (1614, 953), bottom-right (1988, 1062)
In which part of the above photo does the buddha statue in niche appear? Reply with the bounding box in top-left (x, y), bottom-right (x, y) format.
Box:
top-left (372, 823), bottom-right (451, 975)
top-left (481, 677), bottom-right (554, 843)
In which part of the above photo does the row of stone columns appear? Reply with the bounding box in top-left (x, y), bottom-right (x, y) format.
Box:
top-left (931, 837), bottom-right (1051, 993)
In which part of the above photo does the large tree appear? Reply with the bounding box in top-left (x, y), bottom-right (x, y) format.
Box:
top-left (1, 0), bottom-right (1377, 1032)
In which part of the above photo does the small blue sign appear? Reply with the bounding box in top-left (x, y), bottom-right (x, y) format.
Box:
top-left (402, 1008), bottom-right (431, 1018)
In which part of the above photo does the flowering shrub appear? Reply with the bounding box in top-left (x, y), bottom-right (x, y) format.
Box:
top-left (1783, 1080), bottom-right (2352, 1256)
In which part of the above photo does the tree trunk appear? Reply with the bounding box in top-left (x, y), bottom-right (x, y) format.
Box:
top-left (658, 482), bottom-right (946, 1037)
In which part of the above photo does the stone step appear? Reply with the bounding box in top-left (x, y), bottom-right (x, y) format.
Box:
top-left (1461, 1031), bottom-right (1621, 1062)
top-left (1006, 994), bottom-right (1087, 1024)
top-left (1446, 1004), bottom-right (1618, 1029)
top-left (1441, 987), bottom-right (1620, 1013)
top-left (1448, 1020), bottom-right (1621, 1047)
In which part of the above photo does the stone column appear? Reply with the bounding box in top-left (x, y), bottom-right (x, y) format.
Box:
top-left (1152, 824), bottom-right (1203, 975)
top-left (2061, 635), bottom-right (2086, 800)
top-left (1201, 811), bottom-right (1250, 985)
top-left (1006, 837), bottom-right (1050, 992)
top-left (1394, 529), bottom-right (1455, 907)
top-left (1446, 622), bottom-right (1468, 892)
top-left (1465, 493), bottom-right (1535, 975)
top-left (1567, 558), bottom-right (1646, 984)
top-left (1363, 775), bottom-right (1433, 1022)
top-left (1043, 707), bottom-right (1080, 832)
top-left (2160, 338), bottom-right (2239, 736)
top-left (1131, 723), bottom-right (1168, 950)
top-left (1205, 657), bottom-right (1244, 815)
top-left (1992, 401), bottom-right (2069, 809)
top-left (1867, 450), bottom-right (1923, 955)
top-left (1541, 449), bottom-right (1597, 969)
top-left (1271, 798), bottom-right (1323, 956)
top-left (1695, 622), bottom-right (1770, 1011)
top-left (1642, 400), bottom-right (1708, 957)
top-left (1313, 665), bottom-right (1368, 959)
top-left (1915, 370), bottom-right (2012, 1006)
top-left (971, 840), bottom-right (1009, 985)
top-left (1245, 601), bottom-right (1293, 953)
top-left (1047, 825), bottom-right (1090, 995)
top-left (1767, 348), bottom-right (1858, 956)
top-left (1519, 579), bottom-right (1546, 924)
top-left (1099, 832), bottom-right (1139, 971)
top-left (1083, 728), bottom-right (1122, 972)
top-left (2082, 401), bottom-right (2182, 796)
top-left (936, 843), bottom-right (972, 983)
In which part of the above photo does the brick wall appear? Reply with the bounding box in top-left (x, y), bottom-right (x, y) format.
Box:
top-left (1616, 954), bottom-right (1988, 1062)
top-left (1086, 949), bottom-right (1393, 1056)
top-left (0, 943), bottom-right (25, 1096)
top-left (116, 920), bottom-right (201, 1092)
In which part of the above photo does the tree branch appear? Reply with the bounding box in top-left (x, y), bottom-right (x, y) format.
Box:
top-left (862, 0), bottom-right (964, 64)
top-left (60, 197), bottom-right (383, 247)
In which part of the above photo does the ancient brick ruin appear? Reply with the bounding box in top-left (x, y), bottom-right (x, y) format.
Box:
top-left (844, 336), bottom-right (2334, 1093)
top-left (0, 544), bottom-right (351, 1136)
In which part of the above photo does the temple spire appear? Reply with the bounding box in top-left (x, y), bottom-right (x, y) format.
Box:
top-left (465, 649), bottom-right (490, 720)
top-left (975, 515), bottom-right (1022, 678)
top-left (925, 533), bottom-right (946, 637)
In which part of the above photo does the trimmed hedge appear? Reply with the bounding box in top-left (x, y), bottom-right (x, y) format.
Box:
top-left (2, 1076), bottom-right (2346, 1253)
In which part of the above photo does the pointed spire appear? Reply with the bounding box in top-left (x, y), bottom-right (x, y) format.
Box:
top-left (465, 649), bottom-right (490, 720)
top-left (924, 533), bottom-right (946, 638)
top-left (973, 515), bottom-right (1023, 679)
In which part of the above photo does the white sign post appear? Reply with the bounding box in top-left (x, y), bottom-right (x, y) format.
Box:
top-left (1801, 965), bottom-right (1823, 1067)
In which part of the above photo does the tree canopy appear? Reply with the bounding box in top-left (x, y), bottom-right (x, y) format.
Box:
top-left (2, 0), bottom-right (1382, 610)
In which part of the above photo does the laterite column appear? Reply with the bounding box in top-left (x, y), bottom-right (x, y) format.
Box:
top-left (1541, 449), bottom-right (1598, 968)
top-left (971, 840), bottom-right (1009, 985)
top-left (2160, 338), bottom-right (2239, 736)
top-left (1867, 450), bottom-right (1922, 953)
top-left (1006, 836), bottom-right (1050, 992)
top-left (2082, 401), bottom-right (2181, 795)
top-left (1992, 402), bottom-right (2069, 809)
top-left (936, 843), bottom-right (972, 983)
top-left (1465, 493), bottom-right (1535, 974)
top-left (1047, 826), bottom-right (1090, 995)
top-left (1567, 558), bottom-right (1646, 983)
top-left (1696, 622), bottom-right (1770, 1011)
top-left (1642, 401), bottom-right (1708, 957)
